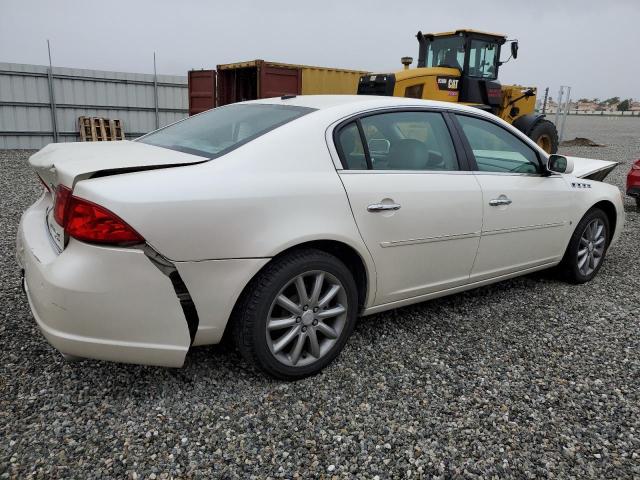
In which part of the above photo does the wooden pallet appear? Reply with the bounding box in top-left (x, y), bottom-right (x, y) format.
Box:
top-left (78, 117), bottom-right (125, 141)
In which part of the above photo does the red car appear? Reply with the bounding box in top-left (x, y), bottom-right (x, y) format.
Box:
top-left (628, 159), bottom-right (640, 209)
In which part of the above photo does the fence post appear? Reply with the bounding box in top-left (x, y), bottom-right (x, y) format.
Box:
top-left (153, 52), bottom-right (159, 130)
top-left (542, 87), bottom-right (549, 114)
top-left (555, 87), bottom-right (563, 127)
top-left (47, 40), bottom-right (59, 143)
top-left (558, 86), bottom-right (571, 144)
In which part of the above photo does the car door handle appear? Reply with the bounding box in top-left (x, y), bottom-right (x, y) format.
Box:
top-left (367, 202), bottom-right (401, 212)
top-left (489, 195), bottom-right (512, 206)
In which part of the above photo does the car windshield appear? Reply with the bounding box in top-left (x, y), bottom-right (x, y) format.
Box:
top-left (138, 103), bottom-right (315, 157)
top-left (424, 36), bottom-right (465, 70)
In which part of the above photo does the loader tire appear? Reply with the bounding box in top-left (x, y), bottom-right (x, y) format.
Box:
top-left (529, 119), bottom-right (559, 154)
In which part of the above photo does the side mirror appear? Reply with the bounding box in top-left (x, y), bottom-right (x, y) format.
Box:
top-left (510, 41), bottom-right (519, 59)
top-left (547, 154), bottom-right (574, 174)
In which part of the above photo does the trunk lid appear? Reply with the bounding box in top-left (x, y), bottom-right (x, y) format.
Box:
top-left (29, 140), bottom-right (207, 189)
top-left (566, 155), bottom-right (618, 181)
top-left (29, 141), bottom-right (206, 253)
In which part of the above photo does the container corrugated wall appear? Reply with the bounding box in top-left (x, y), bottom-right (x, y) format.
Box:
top-left (0, 62), bottom-right (188, 149)
top-left (209, 60), bottom-right (369, 107)
top-left (301, 67), bottom-right (367, 95)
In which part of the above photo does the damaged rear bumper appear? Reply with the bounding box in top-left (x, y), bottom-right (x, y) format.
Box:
top-left (17, 195), bottom-right (191, 367)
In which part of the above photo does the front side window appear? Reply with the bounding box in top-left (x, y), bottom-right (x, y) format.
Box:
top-left (139, 104), bottom-right (314, 157)
top-left (336, 111), bottom-right (459, 171)
top-left (467, 40), bottom-right (498, 79)
top-left (456, 114), bottom-right (541, 174)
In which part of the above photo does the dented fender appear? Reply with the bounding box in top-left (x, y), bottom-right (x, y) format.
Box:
top-left (565, 155), bottom-right (618, 180)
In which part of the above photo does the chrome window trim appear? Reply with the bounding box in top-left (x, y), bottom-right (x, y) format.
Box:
top-left (472, 171), bottom-right (564, 178)
top-left (338, 169), bottom-right (475, 176)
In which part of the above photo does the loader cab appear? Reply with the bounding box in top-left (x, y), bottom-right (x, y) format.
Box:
top-left (418, 30), bottom-right (507, 109)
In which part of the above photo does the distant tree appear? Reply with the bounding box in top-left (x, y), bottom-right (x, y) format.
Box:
top-left (592, 98), bottom-right (600, 103)
top-left (604, 96), bottom-right (620, 105)
top-left (617, 99), bottom-right (630, 111)
top-left (578, 98), bottom-right (590, 103)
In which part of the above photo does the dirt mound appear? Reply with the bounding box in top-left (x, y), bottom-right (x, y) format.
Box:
top-left (560, 137), bottom-right (605, 147)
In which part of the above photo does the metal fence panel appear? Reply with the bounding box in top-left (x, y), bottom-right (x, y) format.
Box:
top-left (0, 62), bottom-right (188, 149)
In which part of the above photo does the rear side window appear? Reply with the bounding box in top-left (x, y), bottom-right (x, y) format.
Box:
top-left (139, 104), bottom-right (315, 157)
top-left (336, 111), bottom-right (459, 171)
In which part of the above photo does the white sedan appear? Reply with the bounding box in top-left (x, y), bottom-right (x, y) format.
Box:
top-left (17, 96), bottom-right (623, 379)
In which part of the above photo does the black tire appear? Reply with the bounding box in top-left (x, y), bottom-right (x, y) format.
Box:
top-left (558, 208), bottom-right (610, 284)
top-left (232, 248), bottom-right (358, 380)
top-left (636, 197), bottom-right (640, 212)
top-left (529, 119), bottom-right (559, 154)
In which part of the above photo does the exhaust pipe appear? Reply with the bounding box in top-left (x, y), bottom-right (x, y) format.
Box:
top-left (401, 57), bottom-right (413, 70)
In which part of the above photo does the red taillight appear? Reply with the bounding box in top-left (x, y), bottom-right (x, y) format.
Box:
top-left (53, 185), bottom-right (72, 226)
top-left (632, 160), bottom-right (640, 170)
top-left (65, 196), bottom-right (144, 245)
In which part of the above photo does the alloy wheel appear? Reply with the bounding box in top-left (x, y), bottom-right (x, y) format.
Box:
top-left (577, 218), bottom-right (606, 276)
top-left (265, 270), bottom-right (348, 367)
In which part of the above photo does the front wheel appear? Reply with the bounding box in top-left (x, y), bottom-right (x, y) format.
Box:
top-left (529, 119), bottom-right (559, 154)
top-left (558, 208), bottom-right (610, 283)
top-left (232, 249), bottom-right (358, 380)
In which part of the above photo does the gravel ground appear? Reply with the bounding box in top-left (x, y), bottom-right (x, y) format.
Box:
top-left (1, 116), bottom-right (639, 479)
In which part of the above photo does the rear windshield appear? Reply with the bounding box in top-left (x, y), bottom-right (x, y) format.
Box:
top-left (138, 103), bottom-right (315, 157)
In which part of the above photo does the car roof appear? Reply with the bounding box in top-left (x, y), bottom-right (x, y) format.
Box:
top-left (249, 94), bottom-right (494, 118)
top-left (247, 94), bottom-right (547, 158)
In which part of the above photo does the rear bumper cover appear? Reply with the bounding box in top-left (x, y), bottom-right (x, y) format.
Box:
top-left (17, 195), bottom-right (190, 367)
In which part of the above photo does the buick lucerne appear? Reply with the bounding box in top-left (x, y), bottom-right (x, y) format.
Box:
top-left (17, 96), bottom-right (624, 379)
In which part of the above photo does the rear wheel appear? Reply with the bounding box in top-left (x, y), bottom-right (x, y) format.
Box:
top-left (232, 249), bottom-right (358, 380)
top-left (529, 119), bottom-right (559, 154)
top-left (558, 208), bottom-right (610, 283)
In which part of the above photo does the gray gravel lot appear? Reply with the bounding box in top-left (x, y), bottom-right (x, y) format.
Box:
top-left (1, 115), bottom-right (639, 479)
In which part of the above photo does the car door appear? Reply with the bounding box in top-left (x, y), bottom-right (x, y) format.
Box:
top-left (335, 109), bottom-right (483, 306)
top-left (452, 113), bottom-right (573, 281)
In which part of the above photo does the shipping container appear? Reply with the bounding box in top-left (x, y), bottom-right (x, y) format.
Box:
top-left (187, 60), bottom-right (368, 114)
top-left (188, 70), bottom-right (216, 115)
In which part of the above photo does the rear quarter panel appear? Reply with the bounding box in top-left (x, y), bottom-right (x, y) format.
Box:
top-left (72, 112), bottom-right (377, 300)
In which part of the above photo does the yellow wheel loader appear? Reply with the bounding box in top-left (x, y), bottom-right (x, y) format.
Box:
top-left (357, 29), bottom-right (558, 153)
